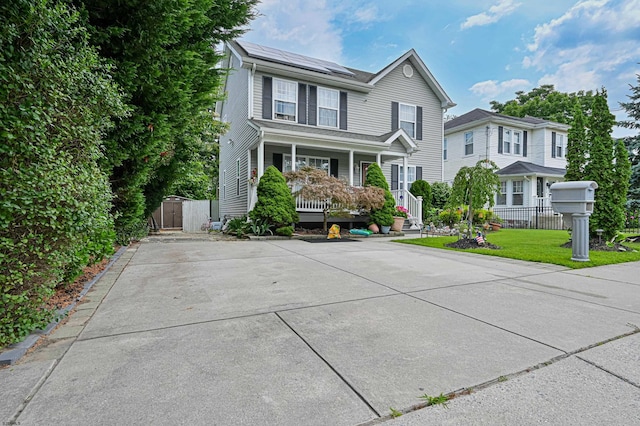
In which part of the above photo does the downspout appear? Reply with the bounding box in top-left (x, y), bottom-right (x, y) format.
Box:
top-left (441, 107), bottom-right (447, 182)
top-left (248, 63), bottom-right (256, 119)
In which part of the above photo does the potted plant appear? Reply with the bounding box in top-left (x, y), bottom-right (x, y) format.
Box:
top-left (391, 205), bottom-right (408, 232)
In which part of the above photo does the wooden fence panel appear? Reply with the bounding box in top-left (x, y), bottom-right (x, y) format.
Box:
top-left (182, 200), bottom-right (211, 233)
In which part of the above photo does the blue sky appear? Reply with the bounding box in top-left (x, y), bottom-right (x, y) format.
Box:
top-left (239, 0), bottom-right (640, 137)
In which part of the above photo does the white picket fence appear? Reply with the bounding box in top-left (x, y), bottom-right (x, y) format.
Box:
top-left (182, 200), bottom-right (211, 232)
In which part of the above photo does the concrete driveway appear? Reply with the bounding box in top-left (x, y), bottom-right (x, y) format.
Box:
top-left (3, 235), bottom-right (640, 425)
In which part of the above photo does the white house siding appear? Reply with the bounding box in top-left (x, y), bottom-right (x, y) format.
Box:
top-left (219, 64), bottom-right (258, 218)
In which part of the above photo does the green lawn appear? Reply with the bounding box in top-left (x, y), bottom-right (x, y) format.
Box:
top-left (397, 229), bottom-right (640, 269)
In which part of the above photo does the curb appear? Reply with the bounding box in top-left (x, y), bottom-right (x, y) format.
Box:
top-left (0, 246), bottom-right (129, 366)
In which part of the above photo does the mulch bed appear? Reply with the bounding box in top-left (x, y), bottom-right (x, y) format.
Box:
top-left (561, 238), bottom-right (636, 252)
top-left (446, 238), bottom-right (500, 250)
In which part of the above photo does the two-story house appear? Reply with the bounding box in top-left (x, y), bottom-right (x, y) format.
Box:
top-left (444, 108), bottom-right (569, 210)
top-left (216, 40), bottom-right (455, 224)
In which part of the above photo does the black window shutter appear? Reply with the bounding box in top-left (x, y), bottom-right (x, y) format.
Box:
top-left (308, 85), bottom-right (317, 126)
top-left (339, 91), bottom-right (347, 130)
top-left (298, 83), bottom-right (307, 124)
top-left (273, 153), bottom-right (283, 172)
top-left (551, 132), bottom-right (557, 158)
top-left (262, 76), bottom-right (272, 119)
top-left (391, 101), bottom-right (399, 131)
top-left (416, 166), bottom-right (422, 181)
top-left (498, 126), bottom-right (503, 154)
top-left (416, 106), bottom-right (423, 140)
top-left (330, 158), bottom-right (338, 178)
top-left (523, 131), bottom-right (528, 157)
top-left (391, 164), bottom-right (399, 190)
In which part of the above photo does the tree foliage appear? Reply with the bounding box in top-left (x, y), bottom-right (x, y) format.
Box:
top-left (491, 84), bottom-right (596, 124)
top-left (285, 167), bottom-right (384, 232)
top-left (618, 73), bottom-right (640, 202)
top-left (249, 166), bottom-right (299, 228)
top-left (447, 160), bottom-right (500, 238)
top-left (430, 182), bottom-right (452, 210)
top-left (565, 103), bottom-right (588, 181)
top-left (72, 0), bottom-right (257, 241)
top-left (364, 163), bottom-right (395, 226)
top-left (568, 90), bottom-right (630, 239)
top-left (0, 0), bottom-right (126, 346)
top-left (409, 180), bottom-right (432, 219)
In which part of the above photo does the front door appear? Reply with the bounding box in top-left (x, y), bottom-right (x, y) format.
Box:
top-left (360, 162), bottom-right (373, 186)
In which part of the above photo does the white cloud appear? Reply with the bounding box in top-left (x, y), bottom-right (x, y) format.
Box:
top-left (352, 5), bottom-right (381, 24)
top-left (460, 0), bottom-right (521, 30)
top-left (243, 0), bottom-right (344, 62)
top-left (469, 79), bottom-right (531, 99)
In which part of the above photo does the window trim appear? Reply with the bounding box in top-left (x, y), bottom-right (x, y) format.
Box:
top-left (497, 181), bottom-right (507, 205)
top-left (556, 133), bottom-right (564, 158)
top-left (273, 77), bottom-right (297, 122)
top-left (513, 131), bottom-right (521, 155)
top-left (504, 129), bottom-right (512, 154)
top-left (443, 137), bottom-right (448, 160)
top-left (222, 169), bottom-right (227, 201)
top-left (399, 165), bottom-right (417, 190)
top-left (283, 154), bottom-right (331, 174)
top-left (317, 86), bottom-right (339, 128)
top-left (399, 102), bottom-right (417, 138)
top-left (464, 131), bottom-right (474, 156)
top-left (236, 159), bottom-right (240, 196)
top-left (512, 180), bottom-right (524, 206)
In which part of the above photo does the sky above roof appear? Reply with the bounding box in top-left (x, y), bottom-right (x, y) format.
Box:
top-left (239, 0), bottom-right (640, 138)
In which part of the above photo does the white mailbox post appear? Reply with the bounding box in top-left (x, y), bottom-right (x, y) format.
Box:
top-left (550, 181), bottom-right (598, 262)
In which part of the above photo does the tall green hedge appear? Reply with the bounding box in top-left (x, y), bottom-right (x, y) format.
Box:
top-left (0, 0), bottom-right (126, 346)
top-left (364, 163), bottom-right (395, 226)
top-left (249, 166), bottom-right (299, 228)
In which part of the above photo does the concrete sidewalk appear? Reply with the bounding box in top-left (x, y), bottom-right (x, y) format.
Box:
top-left (2, 235), bottom-right (639, 425)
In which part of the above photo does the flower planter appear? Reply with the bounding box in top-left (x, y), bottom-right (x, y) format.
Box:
top-left (368, 223), bottom-right (380, 234)
top-left (391, 216), bottom-right (405, 232)
top-left (490, 222), bottom-right (502, 231)
top-left (380, 225), bottom-right (391, 234)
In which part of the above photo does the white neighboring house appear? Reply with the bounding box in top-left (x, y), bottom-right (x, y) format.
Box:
top-left (215, 40), bottom-right (455, 223)
top-left (444, 108), bottom-right (569, 210)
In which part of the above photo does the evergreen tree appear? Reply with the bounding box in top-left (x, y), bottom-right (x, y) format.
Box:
top-left (565, 103), bottom-right (588, 181)
top-left (409, 180), bottom-right (432, 219)
top-left (618, 73), bottom-right (640, 203)
top-left (73, 0), bottom-right (257, 241)
top-left (583, 90), bottom-right (623, 239)
top-left (249, 166), bottom-right (299, 228)
top-left (364, 163), bottom-right (395, 227)
top-left (430, 182), bottom-right (452, 209)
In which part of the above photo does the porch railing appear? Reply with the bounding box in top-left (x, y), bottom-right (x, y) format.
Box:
top-left (390, 189), bottom-right (422, 223)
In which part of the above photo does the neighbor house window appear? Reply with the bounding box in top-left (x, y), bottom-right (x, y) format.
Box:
top-left (236, 159), bottom-right (240, 196)
top-left (399, 165), bottom-right (416, 190)
top-left (513, 131), bottom-right (521, 155)
top-left (504, 129), bottom-right (512, 154)
top-left (284, 155), bottom-right (329, 174)
top-left (512, 180), bottom-right (524, 205)
top-left (318, 87), bottom-right (339, 127)
top-left (273, 78), bottom-right (297, 121)
top-left (556, 134), bottom-right (564, 158)
top-left (222, 170), bottom-right (227, 201)
top-left (443, 138), bottom-right (448, 160)
top-left (399, 103), bottom-right (416, 138)
top-left (464, 131), bottom-right (473, 155)
top-left (497, 181), bottom-right (507, 205)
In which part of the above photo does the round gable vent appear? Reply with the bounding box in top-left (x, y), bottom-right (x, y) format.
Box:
top-left (403, 64), bottom-right (414, 78)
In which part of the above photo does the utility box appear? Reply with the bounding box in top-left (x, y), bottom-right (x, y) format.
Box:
top-left (549, 181), bottom-right (598, 262)
top-left (550, 181), bottom-right (597, 214)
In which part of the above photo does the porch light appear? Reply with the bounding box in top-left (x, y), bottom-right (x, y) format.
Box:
top-left (596, 229), bottom-right (603, 244)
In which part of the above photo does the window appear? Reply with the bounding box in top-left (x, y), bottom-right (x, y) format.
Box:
top-left (236, 159), bottom-right (240, 196)
top-left (556, 134), bottom-right (564, 158)
top-left (273, 78), bottom-right (296, 121)
top-left (497, 181), bottom-right (506, 205)
top-left (399, 103), bottom-right (416, 138)
top-left (513, 131), bottom-right (521, 155)
top-left (284, 155), bottom-right (329, 174)
top-left (222, 170), bottom-right (226, 201)
top-left (464, 131), bottom-right (473, 155)
top-left (443, 138), bottom-right (448, 160)
top-left (504, 129), bottom-right (512, 154)
top-left (318, 87), bottom-right (339, 127)
top-left (512, 180), bottom-right (524, 206)
top-left (399, 165), bottom-right (416, 190)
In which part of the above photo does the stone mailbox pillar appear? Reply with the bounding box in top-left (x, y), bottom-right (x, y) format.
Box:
top-left (549, 181), bottom-right (598, 262)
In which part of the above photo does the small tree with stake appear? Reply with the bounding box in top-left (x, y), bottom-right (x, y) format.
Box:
top-left (285, 167), bottom-right (385, 233)
top-left (448, 160), bottom-right (500, 239)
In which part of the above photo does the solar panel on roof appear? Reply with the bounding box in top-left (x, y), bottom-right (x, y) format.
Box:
top-left (239, 41), bottom-right (354, 76)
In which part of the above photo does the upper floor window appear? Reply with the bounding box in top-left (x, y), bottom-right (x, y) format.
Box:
top-left (318, 87), bottom-right (339, 128)
top-left (556, 134), bottom-right (564, 158)
top-left (464, 131), bottom-right (473, 155)
top-left (443, 138), bottom-right (448, 160)
top-left (512, 180), bottom-right (524, 206)
top-left (504, 129), bottom-right (512, 154)
top-left (273, 78), bottom-right (296, 121)
top-left (497, 181), bottom-right (507, 205)
top-left (513, 131), bottom-right (521, 155)
top-left (399, 103), bottom-right (416, 138)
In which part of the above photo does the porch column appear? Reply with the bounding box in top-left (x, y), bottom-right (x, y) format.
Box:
top-left (376, 153), bottom-right (381, 166)
top-left (257, 139), bottom-right (264, 178)
top-left (291, 144), bottom-right (297, 171)
top-left (247, 149), bottom-right (252, 208)
top-left (402, 155), bottom-right (409, 208)
top-left (349, 150), bottom-right (354, 186)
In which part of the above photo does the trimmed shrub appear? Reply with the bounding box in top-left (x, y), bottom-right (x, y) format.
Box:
top-left (431, 182), bottom-right (451, 209)
top-left (439, 209), bottom-right (462, 227)
top-left (364, 163), bottom-right (394, 226)
top-left (275, 226), bottom-right (294, 237)
top-left (409, 180), bottom-right (432, 219)
top-left (249, 166), bottom-right (299, 227)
